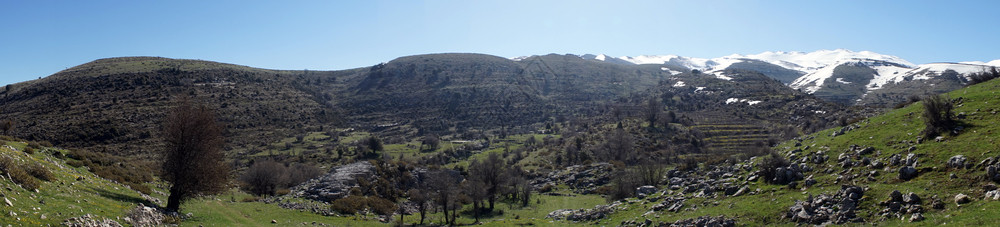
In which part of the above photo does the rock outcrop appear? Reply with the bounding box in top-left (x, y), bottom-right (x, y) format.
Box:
top-left (290, 161), bottom-right (376, 202)
top-left (786, 185), bottom-right (864, 225)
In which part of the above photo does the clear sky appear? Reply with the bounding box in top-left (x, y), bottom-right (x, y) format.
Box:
top-left (2, 0), bottom-right (998, 86)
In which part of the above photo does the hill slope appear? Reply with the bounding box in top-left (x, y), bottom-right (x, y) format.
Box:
top-left (0, 57), bottom-right (347, 158)
top-left (587, 77), bottom-right (1000, 225)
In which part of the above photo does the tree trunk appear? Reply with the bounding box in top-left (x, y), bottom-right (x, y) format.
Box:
top-left (474, 201), bottom-right (480, 223)
top-left (166, 185), bottom-right (182, 212)
top-left (419, 209), bottom-right (425, 225)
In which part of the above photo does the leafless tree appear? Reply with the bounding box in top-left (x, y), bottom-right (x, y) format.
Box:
top-left (161, 98), bottom-right (229, 212)
top-left (407, 188), bottom-right (429, 225)
top-left (644, 97), bottom-right (663, 127)
top-left (470, 152), bottom-right (505, 210)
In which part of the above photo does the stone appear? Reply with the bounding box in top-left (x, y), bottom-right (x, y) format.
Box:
top-left (904, 192), bottom-right (922, 204)
top-left (987, 190), bottom-right (1000, 200)
top-left (125, 205), bottom-right (164, 227)
top-left (889, 190), bottom-right (903, 203)
top-left (955, 193), bottom-right (971, 204)
top-left (898, 166), bottom-right (918, 180)
top-left (909, 213), bottom-right (925, 222)
top-left (272, 220), bottom-right (278, 224)
top-left (948, 155), bottom-right (968, 169)
top-left (3, 198), bottom-right (10, 207)
top-left (635, 185), bottom-right (657, 198)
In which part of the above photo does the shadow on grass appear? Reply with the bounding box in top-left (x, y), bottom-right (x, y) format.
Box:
top-left (90, 187), bottom-right (156, 207)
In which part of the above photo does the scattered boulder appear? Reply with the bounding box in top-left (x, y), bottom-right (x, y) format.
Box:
top-left (62, 214), bottom-right (123, 227)
top-left (878, 190), bottom-right (923, 219)
top-left (930, 195), bottom-right (946, 210)
top-left (898, 166), bottom-right (918, 181)
top-left (124, 205), bottom-right (164, 227)
top-left (889, 154), bottom-right (902, 166)
top-left (955, 193), bottom-right (971, 205)
top-left (986, 164), bottom-right (1000, 182)
top-left (786, 185), bottom-right (864, 225)
top-left (532, 163), bottom-right (613, 194)
top-left (948, 155), bottom-right (968, 169)
top-left (546, 201), bottom-right (624, 221)
top-left (909, 213), bottom-right (925, 222)
top-left (635, 186), bottom-right (657, 198)
top-left (660, 215), bottom-right (736, 227)
top-left (904, 153), bottom-right (918, 166)
top-left (650, 196), bottom-right (686, 213)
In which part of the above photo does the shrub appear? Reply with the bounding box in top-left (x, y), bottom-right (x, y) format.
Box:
top-left (758, 152), bottom-right (790, 185)
top-left (330, 195), bottom-right (367, 214)
top-left (0, 156), bottom-right (41, 190)
top-left (239, 160), bottom-right (287, 196)
top-left (23, 147), bottom-right (35, 154)
top-left (25, 162), bottom-right (54, 181)
top-left (66, 149), bottom-right (154, 194)
top-left (922, 95), bottom-right (956, 138)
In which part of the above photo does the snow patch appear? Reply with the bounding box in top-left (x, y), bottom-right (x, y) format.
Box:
top-left (673, 81), bottom-right (686, 87)
top-left (714, 73), bottom-right (733, 81)
top-left (661, 67), bottom-right (683, 75)
top-left (726, 98), bottom-right (762, 105)
top-left (835, 78), bottom-right (852, 84)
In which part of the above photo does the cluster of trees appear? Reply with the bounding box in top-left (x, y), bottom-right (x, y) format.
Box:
top-left (405, 152), bottom-right (531, 225)
top-left (969, 66), bottom-right (1000, 85)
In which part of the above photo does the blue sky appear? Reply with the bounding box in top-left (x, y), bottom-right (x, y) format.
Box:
top-left (2, 0), bottom-right (998, 86)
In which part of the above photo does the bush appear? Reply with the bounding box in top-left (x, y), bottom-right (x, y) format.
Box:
top-left (240, 160), bottom-right (287, 196)
top-left (240, 160), bottom-right (323, 196)
top-left (0, 156), bottom-right (41, 190)
top-left (330, 196), bottom-right (367, 214)
top-left (25, 162), bottom-right (54, 181)
top-left (66, 149), bottom-right (154, 194)
top-left (922, 95), bottom-right (956, 138)
top-left (758, 152), bottom-right (790, 185)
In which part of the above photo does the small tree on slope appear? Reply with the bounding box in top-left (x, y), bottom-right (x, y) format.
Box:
top-left (161, 98), bottom-right (229, 212)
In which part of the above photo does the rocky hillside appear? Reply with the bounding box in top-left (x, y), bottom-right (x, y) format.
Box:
top-left (0, 57), bottom-right (349, 158)
top-left (570, 76), bottom-right (1000, 225)
top-left (1, 54), bottom-right (832, 159)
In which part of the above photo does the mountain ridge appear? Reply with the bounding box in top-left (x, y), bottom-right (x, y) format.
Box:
top-left (520, 49), bottom-right (998, 105)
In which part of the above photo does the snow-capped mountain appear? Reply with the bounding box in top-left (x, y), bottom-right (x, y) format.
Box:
top-left (517, 49), bottom-right (998, 106)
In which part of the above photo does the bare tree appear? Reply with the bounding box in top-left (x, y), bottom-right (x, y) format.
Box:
top-left (428, 169), bottom-right (461, 225)
top-left (161, 98), bottom-right (229, 212)
top-left (469, 152), bottom-right (505, 210)
top-left (407, 188), bottom-right (429, 225)
top-left (644, 97), bottom-right (663, 127)
top-left (462, 179), bottom-right (488, 223)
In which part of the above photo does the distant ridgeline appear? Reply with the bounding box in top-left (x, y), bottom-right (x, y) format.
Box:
top-left (2, 51), bottom-right (990, 158)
